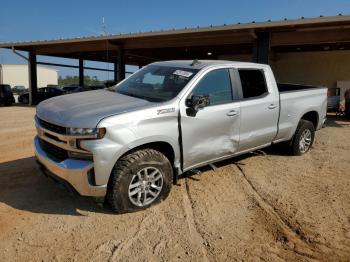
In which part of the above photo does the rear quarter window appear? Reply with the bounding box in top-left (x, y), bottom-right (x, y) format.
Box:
top-left (238, 69), bottom-right (268, 99)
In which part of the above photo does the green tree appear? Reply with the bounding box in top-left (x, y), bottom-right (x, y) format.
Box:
top-left (58, 75), bottom-right (102, 86)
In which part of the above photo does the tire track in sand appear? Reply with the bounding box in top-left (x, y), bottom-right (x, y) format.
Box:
top-left (182, 178), bottom-right (210, 262)
top-left (233, 163), bottom-right (350, 260)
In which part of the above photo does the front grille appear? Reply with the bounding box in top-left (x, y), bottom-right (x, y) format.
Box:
top-left (39, 138), bottom-right (68, 162)
top-left (38, 118), bottom-right (67, 134)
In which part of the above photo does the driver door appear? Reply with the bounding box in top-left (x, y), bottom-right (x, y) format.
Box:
top-left (180, 68), bottom-right (241, 170)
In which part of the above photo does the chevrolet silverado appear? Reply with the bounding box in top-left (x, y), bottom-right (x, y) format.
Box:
top-left (34, 60), bottom-right (327, 213)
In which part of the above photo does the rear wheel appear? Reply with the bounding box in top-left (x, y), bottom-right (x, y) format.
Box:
top-left (290, 120), bottom-right (315, 156)
top-left (106, 149), bottom-right (173, 213)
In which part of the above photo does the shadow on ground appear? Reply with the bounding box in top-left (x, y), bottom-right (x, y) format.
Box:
top-left (325, 114), bottom-right (350, 128)
top-left (0, 153), bottom-right (269, 216)
top-left (0, 157), bottom-right (113, 216)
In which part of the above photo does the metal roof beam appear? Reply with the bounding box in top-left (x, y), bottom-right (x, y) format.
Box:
top-left (34, 41), bottom-right (119, 55)
top-left (36, 61), bottom-right (123, 72)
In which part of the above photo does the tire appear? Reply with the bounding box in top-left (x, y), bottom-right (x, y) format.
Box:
top-left (106, 149), bottom-right (173, 213)
top-left (290, 120), bottom-right (315, 156)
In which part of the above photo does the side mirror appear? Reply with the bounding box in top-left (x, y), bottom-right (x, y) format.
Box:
top-left (186, 95), bottom-right (210, 116)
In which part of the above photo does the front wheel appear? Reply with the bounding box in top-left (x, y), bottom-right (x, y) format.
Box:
top-left (290, 120), bottom-right (315, 156)
top-left (106, 149), bottom-right (173, 213)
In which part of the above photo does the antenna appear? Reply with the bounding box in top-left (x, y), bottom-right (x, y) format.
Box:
top-left (190, 59), bottom-right (201, 66)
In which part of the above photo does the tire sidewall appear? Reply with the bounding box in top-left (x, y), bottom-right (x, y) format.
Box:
top-left (108, 150), bottom-right (173, 213)
top-left (293, 120), bottom-right (315, 155)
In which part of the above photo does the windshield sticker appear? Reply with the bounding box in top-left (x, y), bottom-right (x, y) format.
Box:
top-left (173, 70), bottom-right (193, 78)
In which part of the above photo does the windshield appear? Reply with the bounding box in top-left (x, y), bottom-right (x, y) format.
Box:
top-left (116, 65), bottom-right (199, 102)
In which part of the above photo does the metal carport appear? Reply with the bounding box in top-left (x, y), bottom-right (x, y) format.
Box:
top-left (1, 15), bottom-right (350, 105)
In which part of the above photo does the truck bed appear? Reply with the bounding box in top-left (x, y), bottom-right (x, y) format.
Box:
top-left (277, 83), bottom-right (324, 92)
top-left (274, 84), bottom-right (328, 143)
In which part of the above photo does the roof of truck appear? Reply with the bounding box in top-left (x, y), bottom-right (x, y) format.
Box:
top-left (152, 60), bottom-right (268, 69)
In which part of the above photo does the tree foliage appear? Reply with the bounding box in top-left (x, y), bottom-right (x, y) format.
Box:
top-left (58, 75), bottom-right (102, 86)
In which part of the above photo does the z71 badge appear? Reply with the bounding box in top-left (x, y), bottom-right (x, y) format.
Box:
top-left (157, 107), bottom-right (175, 115)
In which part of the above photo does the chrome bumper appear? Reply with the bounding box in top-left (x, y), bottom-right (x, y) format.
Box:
top-left (34, 136), bottom-right (107, 197)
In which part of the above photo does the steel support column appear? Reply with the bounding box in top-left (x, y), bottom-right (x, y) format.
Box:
top-left (79, 58), bottom-right (84, 87)
top-left (117, 47), bottom-right (125, 82)
top-left (28, 51), bottom-right (37, 105)
top-left (113, 61), bottom-right (118, 82)
top-left (253, 32), bottom-right (270, 64)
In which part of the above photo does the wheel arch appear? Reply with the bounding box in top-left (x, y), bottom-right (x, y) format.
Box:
top-left (111, 140), bottom-right (179, 184)
top-left (300, 110), bottom-right (319, 129)
top-left (125, 141), bottom-right (175, 166)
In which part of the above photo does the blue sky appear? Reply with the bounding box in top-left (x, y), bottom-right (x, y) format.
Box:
top-left (1, 0), bottom-right (350, 79)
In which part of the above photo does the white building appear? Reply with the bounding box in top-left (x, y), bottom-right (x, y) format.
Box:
top-left (0, 64), bottom-right (58, 88)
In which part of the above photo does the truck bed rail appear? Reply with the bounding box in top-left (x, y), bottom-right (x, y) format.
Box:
top-left (277, 83), bottom-right (325, 92)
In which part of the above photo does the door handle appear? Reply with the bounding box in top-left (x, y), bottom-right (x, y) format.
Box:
top-left (268, 104), bottom-right (277, 109)
top-left (227, 110), bottom-right (238, 117)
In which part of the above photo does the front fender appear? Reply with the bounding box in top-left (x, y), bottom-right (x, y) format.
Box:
top-left (81, 129), bottom-right (180, 186)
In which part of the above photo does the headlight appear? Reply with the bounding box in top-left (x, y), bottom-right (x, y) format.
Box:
top-left (68, 127), bottom-right (106, 138)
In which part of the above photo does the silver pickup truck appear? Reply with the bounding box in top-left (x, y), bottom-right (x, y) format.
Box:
top-left (34, 60), bottom-right (327, 213)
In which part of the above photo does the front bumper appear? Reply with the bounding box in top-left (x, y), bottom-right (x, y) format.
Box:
top-left (34, 136), bottom-right (107, 197)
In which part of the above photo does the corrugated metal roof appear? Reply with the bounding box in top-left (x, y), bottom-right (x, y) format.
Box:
top-left (0, 14), bottom-right (349, 48)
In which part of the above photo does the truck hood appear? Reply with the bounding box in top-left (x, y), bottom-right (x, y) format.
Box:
top-left (36, 90), bottom-right (153, 127)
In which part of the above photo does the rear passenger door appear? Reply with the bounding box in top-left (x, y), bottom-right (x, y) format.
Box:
top-left (237, 68), bottom-right (279, 151)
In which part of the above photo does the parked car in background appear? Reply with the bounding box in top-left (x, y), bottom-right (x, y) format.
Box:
top-left (327, 87), bottom-right (340, 112)
top-left (34, 60), bottom-right (327, 213)
top-left (86, 84), bottom-right (106, 91)
top-left (62, 85), bottom-right (83, 94)
top-left (12, 85), bottom-right (27, 95)
top-left (47, 84), bottom-right (60, 88)
top-left (62, 84), bottom-right (107, 94)
top-left (19, 86), bottom-right (65, 104)
top-left (79, 84), bottom-right (106, 92)
top-left (0, 84), bottom-right (15, 106)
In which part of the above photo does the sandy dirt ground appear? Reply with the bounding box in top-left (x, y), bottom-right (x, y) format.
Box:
top-left (0, 106), bottom-right (349, 261)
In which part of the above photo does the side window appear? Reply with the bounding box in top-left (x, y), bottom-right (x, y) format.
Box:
top-left (238, 69), bottom-right (268, 99)
top-left (192, 69), bottom-right (233, 105)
